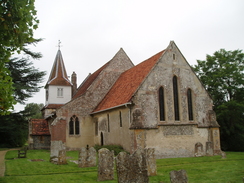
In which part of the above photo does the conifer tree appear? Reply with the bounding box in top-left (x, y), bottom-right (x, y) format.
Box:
top-left (0, 0), bottom-right (39, 114)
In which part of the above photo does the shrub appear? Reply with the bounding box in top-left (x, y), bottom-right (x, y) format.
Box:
top-left (94, 144), bottom-right (128, 156)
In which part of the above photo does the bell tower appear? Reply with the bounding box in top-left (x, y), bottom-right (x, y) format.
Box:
top-left (43, 43), bottom-right (72, 118)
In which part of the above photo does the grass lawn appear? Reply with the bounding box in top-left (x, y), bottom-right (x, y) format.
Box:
top-left (0, 150), bottom-right (243, 183)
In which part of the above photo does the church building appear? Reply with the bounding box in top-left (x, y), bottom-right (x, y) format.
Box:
top-left (30, 41), bottom-right (221, 159)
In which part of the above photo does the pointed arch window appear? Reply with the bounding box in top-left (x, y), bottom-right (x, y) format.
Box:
top-left (159, 87), bottom-right (165, 121)
top-left (173, 76), bottom-right (180, 121)
top-left (69, 115), bottom-right (80, 135)
top-left (187, 89), bottom-right (193, 121)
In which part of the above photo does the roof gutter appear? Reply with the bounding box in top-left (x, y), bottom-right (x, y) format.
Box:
top-left (90, 102), bottom-right (132, 115)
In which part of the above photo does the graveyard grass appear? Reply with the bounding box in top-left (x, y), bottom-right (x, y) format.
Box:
top-left (0, 150), bottom-right (243, 183)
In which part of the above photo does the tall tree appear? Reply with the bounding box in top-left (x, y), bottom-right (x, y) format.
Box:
top-left (0, 112), bottom-right (28, 147)
top-left (193, 49), bottom-right (244, 151)
top-left (0, 0), bottom-right (39, 114)
top-left (6, 56), bottom-right (46, 104)
top-left (22, 103), bottom-right (44, 119)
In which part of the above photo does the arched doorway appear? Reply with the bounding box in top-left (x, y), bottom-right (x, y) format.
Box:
top-left (100, 132), bottom-right (104, 146)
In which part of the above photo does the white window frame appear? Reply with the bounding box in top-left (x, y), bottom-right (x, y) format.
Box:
top-left (57, 88), bottom-right (63, 97)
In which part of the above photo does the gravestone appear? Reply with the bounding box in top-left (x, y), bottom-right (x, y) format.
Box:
top-left (170, 169), bottom-right (188, 183)
top-left (145, 148), bottom-right (157, 176)
top-left (78, 147), bottom-right (96, 167)
top-left (194, 142), bottom-right (203, 157)
top-left (97, 148), bottom-right (114, 181)
top-left (206, 141), bottom-right (213, 156)
top-left (50, 140), bottom-right (65, 164)
top-left (221, 151), bottom-right (226, 159)
top-left (116, 147), bottom-right (149, 183)
top-left (58, 150), bottom-right (67, 165)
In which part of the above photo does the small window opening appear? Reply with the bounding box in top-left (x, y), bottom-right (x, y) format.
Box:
top-left (57, 88), bottom-right (63, 97)
top-left (107, 114), bottom-right (110, 132)
top-left (119, 111), bottom-right (122, 127)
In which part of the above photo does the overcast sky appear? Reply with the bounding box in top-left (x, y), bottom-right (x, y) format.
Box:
top-left (14, 0), bottom-right (244, 111)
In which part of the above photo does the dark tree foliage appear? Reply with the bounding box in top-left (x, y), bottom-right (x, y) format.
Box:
top-left (0, 112), bottom-right (28, 147)
top-left (0, 103), bottom-right (44, 148)
top-left (22, 103), bottom-right (44, 119)
top-left (0, 0), bottom-right (39, 114)
top-left (193, 49), bottom-right (244, 151)
top-left (6, 57), bottom-right (46, 104)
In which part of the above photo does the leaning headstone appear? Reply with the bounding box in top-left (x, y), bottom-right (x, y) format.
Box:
top-left (58, 150), bottom-right (67, 165)
top-left (97, 148), bottom-right (114, 181)
top-left (170, 169), bottom-right (188, 183)
top-left (116, 147), bottom-right (149, 183)
top-left (145, 148), bottom-right (157, 176)
top-left (194, 142), bottom-right (204, 157)
top-left (206, 141), bottom-right (213, 156)
top-left (221, 151), bottom-right (226, 159)
top-left (50, 140), bottom-right (65, 164)
top-left (78, 147), bottom-right (96, 167)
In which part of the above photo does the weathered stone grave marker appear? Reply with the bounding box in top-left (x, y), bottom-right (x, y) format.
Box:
top-left (206, 141), bottom-right (213, 156)
top-left (57, 149), bottom-right (67, 165)
top-left (145, 148), bottom-right (157, 176)
top-left (170, 169), bottom-right (188, 183)
top-left (195, 142), bottom-right (203, 157)
top-left (116, 147), bottom-right (149, 183)
top-left (50, 140), bottom-right (65, 164)
top-left (97, 148), bottom-right (114, 181)
top-left (221, 151), bottom-right (226, 159)
top-left (78, 147), bottom-right (96, 167)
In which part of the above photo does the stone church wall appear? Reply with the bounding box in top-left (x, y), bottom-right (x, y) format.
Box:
top-left (131, 42), bottom-right (213, 128)
top-left (93, 107), bottom-right (133, 153)
top-left (127, 42), bottom-right (219, 158)
top-left (65, 115), bottom-right (95, 150)
top-left (145, 125), bottom-right (209, 158)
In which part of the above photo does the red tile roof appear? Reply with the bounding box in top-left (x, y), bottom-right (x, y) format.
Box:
top-left (46, 50), bottom-right (72, 87)
top-left (72, 61), bottom-right (110, 99)
top-left (93, 50), bottom-right (165, 113)
top-left (31, 119), bottom-right (50, 135)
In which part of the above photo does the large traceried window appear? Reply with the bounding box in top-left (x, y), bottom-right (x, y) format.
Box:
top-left (173, 76), bottom-right (180, 121)
top-left (69, 115), bottom-right (80, 135)
top-left (159, 87), bottom-right (165, 121)
top-left (187, 89), bottom-right (193, 121)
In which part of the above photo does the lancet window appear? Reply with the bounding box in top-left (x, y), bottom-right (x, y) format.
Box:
top-left (159, 86), bottom-right (165, 121)
top-left (69, 115), bottom-right (80, 135)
